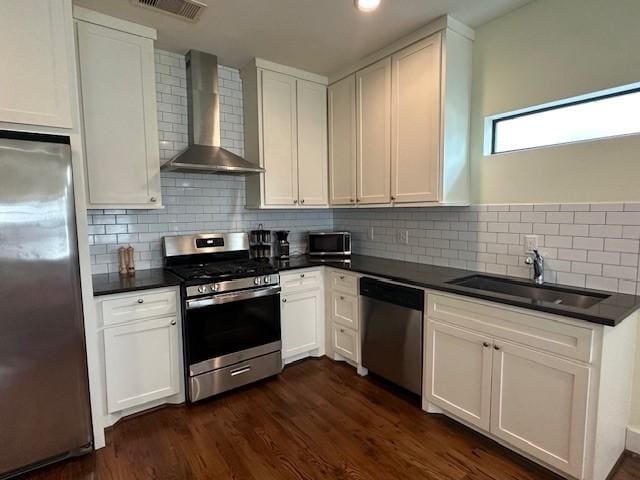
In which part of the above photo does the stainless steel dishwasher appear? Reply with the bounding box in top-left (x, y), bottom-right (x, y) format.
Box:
top-left (360, 277), bottom-right (424, 395)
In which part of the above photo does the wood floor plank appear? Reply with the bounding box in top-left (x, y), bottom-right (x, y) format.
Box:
top-left (18, 358), bottom-right (640, 480)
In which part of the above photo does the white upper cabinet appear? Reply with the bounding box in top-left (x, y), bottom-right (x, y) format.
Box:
top-left (328, 16), bottom-right (473, 207)
top-left (75, 8), bottom-right (162, 209)
top-left (328, 75), bottom-right (357, 205)
top-left (356, 58), bottom-right (392, 205)
top-left (260, 70), bottom-right (299, 206)
top-left (242, 59), bottom-right (329, 209)
top-left (297, 80), bottom-right (328, 206)
top-left (391, 34), bottom-right (442, 203)
top-left (0, 0), bottom-right (73, 128)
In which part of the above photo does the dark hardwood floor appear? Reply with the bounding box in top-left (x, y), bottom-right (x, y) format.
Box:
top-left (19, 358), bottom-right (640, 479)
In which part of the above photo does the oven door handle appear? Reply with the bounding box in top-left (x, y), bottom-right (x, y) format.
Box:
top-left (186, 286), bottom-right (281, 309)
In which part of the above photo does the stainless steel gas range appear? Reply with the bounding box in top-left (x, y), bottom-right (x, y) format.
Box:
top-left (163, 232), bottom-right (282, 402)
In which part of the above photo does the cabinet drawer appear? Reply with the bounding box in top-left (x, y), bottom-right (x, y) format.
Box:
top-left (332, 325), bottom-right (358, 363)
top-left (280, 269), bottom-right (322, 293)
top-left (101, 290), bottom-right (177, 326)
top-left (330, 291), bottom-right (358, 329)
top-left (428, 294), bottom-right (594, 363)
top-left (328, 270), bottom-right (358, 294)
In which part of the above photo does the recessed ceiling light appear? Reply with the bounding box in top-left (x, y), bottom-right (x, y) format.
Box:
top-left (354, 0), bottom-right (381, 13)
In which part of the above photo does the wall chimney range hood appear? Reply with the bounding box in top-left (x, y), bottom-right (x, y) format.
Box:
top-left (161, 50), bottom-right (263, 175)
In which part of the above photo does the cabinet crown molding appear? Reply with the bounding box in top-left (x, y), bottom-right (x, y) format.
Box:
top-left (73, 6), bottom-right (157, 40)
top-left (329, 14), bottom-right (473, 85)
top-left (243, 58), bottom-right (328, 85)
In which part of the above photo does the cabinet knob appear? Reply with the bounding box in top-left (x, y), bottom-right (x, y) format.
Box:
top-left (350, 198), bottom-right (354, 203)
top-left (482, 342), bottom-right (490, 348)
top-left (340, 296), bottom-right (344, 300)
top-left (390, 196), bottom-right (396, 201)
top-left (282, 298), bottom-right (287, 303)
top-left (493, 345), bottom-right (501, 351)
top-left (339, 275), bottom-right (345, 280)
top-left (355, 198), bottom-right (360, 203)
top-left (293, 199), bottom-right (298, 204)
top-left (301, 199), bottom-right (305, 204)
top-left (137, 299), bottom-right (144, 304)
top-left (340, 328), bottom-right (345, 333)
top-left (171, 319), bottom-right (177, 325)
top-left (300, 273), bottom-right (305, 278)
top-left (150, 197), bottom-right (157, 203)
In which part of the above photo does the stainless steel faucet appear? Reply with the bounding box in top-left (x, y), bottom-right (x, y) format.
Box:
top-left (525, 249), bottom-right (544, 284)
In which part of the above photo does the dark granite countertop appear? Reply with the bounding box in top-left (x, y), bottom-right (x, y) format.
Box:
top-left (92, 255), bottom-right (640, 326)
top-left (274, 255), bottom-right (640, 327)
top-left (92, 269), bottom-right (182, 296)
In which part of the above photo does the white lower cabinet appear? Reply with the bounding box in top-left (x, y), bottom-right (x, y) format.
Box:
top-left (280, 269), bottom-right (325, 363)
top-left (426, 321), bottom-right (492, 430)
top-left (96, 287), bottom-right (183, 423)
top-left (104, 315), bottom-right (181, 413)
top-left (490, 341), bottom-right (589, 477)
top-left (425, 292), bottom-right (636, 480)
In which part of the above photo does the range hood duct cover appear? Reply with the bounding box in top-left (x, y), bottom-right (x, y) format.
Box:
top-left (161, 50), bottom-right (263, 175)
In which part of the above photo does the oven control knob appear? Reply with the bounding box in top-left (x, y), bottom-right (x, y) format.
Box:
top-left (197, 285), bottom-right (207, 294)
top-left (263, 276), bottom-right (270, 284)
top-left (254, 277), bottom-right (261, 285)
top-left (213, 284), bottom-right (219, 291)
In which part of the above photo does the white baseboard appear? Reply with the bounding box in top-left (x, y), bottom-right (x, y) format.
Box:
top-left (626, 426), bottom-right (640, 454)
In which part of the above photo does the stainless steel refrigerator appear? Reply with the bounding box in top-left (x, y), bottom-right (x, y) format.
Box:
top-left (0, 131), bottom-right (92, 478)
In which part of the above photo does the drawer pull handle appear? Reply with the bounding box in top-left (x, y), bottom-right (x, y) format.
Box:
top-left (230, 365), bottom-right (251, 377)
top-left (171, 319), bottom-right (177, 326)
top-left (300, 273), bottom-right (305, 278)
top-left (282, 298), bottom-right (287, 303)
top-left (493, 345), bottom-right (501, 351)
top-left (482, 342), bottom-right (490, 348)
top-left (137, 299), bottom-right (144, 304)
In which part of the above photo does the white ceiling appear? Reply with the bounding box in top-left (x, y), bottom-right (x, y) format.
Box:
top-left (72, 0), bottom-right (531, 76)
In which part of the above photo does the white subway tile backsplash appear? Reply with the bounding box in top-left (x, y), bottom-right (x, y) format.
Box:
top-left (334, 204), bottom-right (640, 295)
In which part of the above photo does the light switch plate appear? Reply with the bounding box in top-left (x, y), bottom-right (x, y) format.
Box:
top-left (525, 235), bottom-right (539, 253)
top-left (398, 229), bottom-right (409, 245)
top-left (368, 227), bottom-right (375, 241)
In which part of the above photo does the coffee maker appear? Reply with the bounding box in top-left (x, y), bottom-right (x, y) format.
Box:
top-left (275, 230), bottom-right (290, 259)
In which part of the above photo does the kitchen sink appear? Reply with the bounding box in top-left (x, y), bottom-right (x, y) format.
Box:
top-left (447, 275), bottom-right (610, 309)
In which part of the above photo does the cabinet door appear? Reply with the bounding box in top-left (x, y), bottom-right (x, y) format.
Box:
top-left (297, 80), bottom-right (328, 206)
top-left (328, 75), bottom-right (357, 205)
top-left (77, 21), bottom-right (161, 207)
top-left (261, 70), bottom-right (298, 206)
top-left (490, 341), bottom-right (589, 478)
top-left (391, 34), bottom-right (442, 203)
top-left (356, 58), bottom-right (391, 205)
top-left (425, 321), bottom-right (493, 430)
top-left (0, 0), bottom-right (72, 128)
top-left (104, 316), bottom-right (180, 413)
top-left (281, 290), bottom-right (321, 358)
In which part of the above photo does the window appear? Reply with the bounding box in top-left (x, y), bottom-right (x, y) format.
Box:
top-left (487, 85), bottom-right (640, 154)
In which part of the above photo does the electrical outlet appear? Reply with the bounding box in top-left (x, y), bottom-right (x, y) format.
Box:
top-left (525, 235), bottom-right (539, 253)
top-left (368, 227), bottom-right (375, 241)
top-left (397, 229), bottom-right (409, 245)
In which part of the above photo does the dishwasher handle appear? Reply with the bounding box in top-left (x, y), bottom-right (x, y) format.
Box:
top-left (359, 277), bottom-right (424, 311)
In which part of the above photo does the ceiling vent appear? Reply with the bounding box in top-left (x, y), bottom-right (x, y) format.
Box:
top-left (132, 0), bottom-right (207, 22)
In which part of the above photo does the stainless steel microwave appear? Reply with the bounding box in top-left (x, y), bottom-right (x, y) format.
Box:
top-left (308, 232), bottom-right (351, 256)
